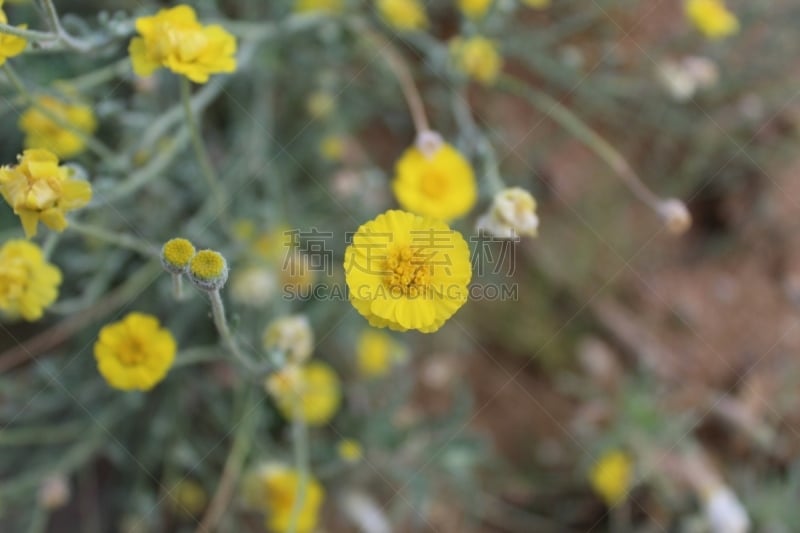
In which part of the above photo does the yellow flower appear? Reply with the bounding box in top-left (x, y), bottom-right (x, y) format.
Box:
top-left (685, 0), bottom-right (739, 39)
top-left (168, 479), bottom-right (207, 517)
top-left (188, 249), bottom-right (229, 291)
top-left (295, 0), bottom-right (344, 13)
top-left (344, 210), bottom-right (472, 333)
top-left (521, 0), bottom-right (551, 9)
top-left (0, 149), bottom-right (92, 238)
top-left (18, 96), bottom-right (97, 158)
top-left (161, 237), bottom-right (196, 274)
top-left (306, 90), bottom-right (336, 120)
top-left (458, 0), bottom-right (493, 19)
top-left (377, 0), bottom-right (428, 32)
top-left (356, 328), bottom-right (406, 378)
top-left (93, 312), bottom-right (177, 391)
top-left (337, 439), bottom-right (363, 463)
top-left (262, 315), bottom-right (314, 364)
top-left (267, 362), bottom-right (341, 426)
top-left (450, 36), bottom-right (503, 85)
top-left (129, 5), bottom-right (237, 84)
top-left (0, 240), bottom-right (61, 321)
top-left (0, 3), bottom-right (27, 65)
top-left (320, 135), bottom-right (345, 161)
top-left (392, 140), bottom-right (477, 222)
top-left (589, 450), bottom-right (633, 506)
top-left (246, 463), bottom-right (325, 533)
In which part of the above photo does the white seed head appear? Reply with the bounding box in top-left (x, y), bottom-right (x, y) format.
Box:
top-left (658, 198), bottom-right (692, 235)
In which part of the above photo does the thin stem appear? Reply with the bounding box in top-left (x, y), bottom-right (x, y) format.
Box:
top-left (194, 388), bottom-right (256, 533)
top-left (180, 77), bottom-right (226, 218)
top-left (0, 23), bottom-right (57, 43)
top-left (68, 220), bottom-right (157, 258)
top-left (171, 274), bottom-right (184, 300)
top-left (498, 74), bottom-right (662, 211)
top-left (358, 22), bottom-right (430, 135)
top-left (287, 411), bottom-right (309, 533)
top-left (208, 290), bottom-right (256, 372)
top-left (41, 232), bottom-right (60, 259)
top-left (27, 506), bottom-right (48, 533)
top-left (39, 0), bottom-right (93, 52)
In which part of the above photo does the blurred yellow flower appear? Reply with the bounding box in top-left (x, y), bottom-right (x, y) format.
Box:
top-left (295, 0), bottom-right (344, 13)
top-left (392, 141), bottom-right (477, 222)
top-left (450, 36), bottom-right (503, 85)
top-left (686, 0), bottom-right (739, 39)
top-left (589, 450), bottom-right (633, 506)
top-left (0, 149), bottom-right (92, 238)
top-left (377, 0), bottom-right (428, 32)
top-left (168, 479), bottom-right (207, 517)
top-left (262, 314), bottom-right (314, 364)
top-left (521, 0), bottom-right (551, 9)
top-left (93, 312), bottom-right (177, 391)
top-left (129, 5), bottom-right (237, 84)
top-left (0, 3), bottom-right (27, 65)
top-left (320, 135), bottom-right (345, 161)
top-left (356, 328), bottom-right (406, 378)
top-left (18, 96), bottom-right (97, 158)
top-left (458, 0), bottom-right (493, 19)
top-left (306, 90), bottom-right (336, 120)
top-left (246, 463), bottom-right (325, 533)
top-left (337, 439), bottom-right (363, 463)
top-left (267, 362), bottom-right (341, 425)
top-left (0, 240), bottom-right (61, 321)
top-left (344, 210), bottom-right (472, 333)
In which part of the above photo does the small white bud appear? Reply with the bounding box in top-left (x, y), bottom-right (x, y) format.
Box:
top-left (657, 198), bottom-right (692, 235)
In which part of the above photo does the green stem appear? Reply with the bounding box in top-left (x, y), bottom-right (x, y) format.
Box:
top-left (171, 273), bottom-right (184, 300)
top-left (194, 387), bottom-right (256, 533)
top-left (498, 74), bottom-right (662, 210)
top-left (68, 220), bottom-right (157, 258)
top-left (0, 23), bottom-right (57, 43)
top-left (180, 77), bottom-right (226, 219)
top-left (287, 407), bottom-right (309, 533)
top-left (26, 506), bottom-right (48, 533)
top-left (39, 0), bottom-right (94, 52)
top-left (41, 232), bottom-right (60, 260)
top-left (208, 290), bottom-right (256, 372)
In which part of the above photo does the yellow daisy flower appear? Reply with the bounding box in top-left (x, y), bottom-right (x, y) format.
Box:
top-left (685, 0), bottom-right (739, 39)
top-left (450, 36), bottom-right (503, 85)
top-left (0, 240), bottom-right (61, 321)
top-left (18, 96), bottom-right (98, 158)
top-left (267, 362), bottom-right (341, 426)
top-left (0, 2), bottom-right (27, 65)
top-left (589, 450), bottom-right (633, 506)
top-left (245, 463), bottom-right (325, 533)
top-left (356, 328), bottom-right (406, 378)
top-left (377, 0), bottom-right (428, 32)
top-left (93, 312), bottom-right (177, 391)
top-left (129, 5), bottom-right (237, 84)
top-left (0, 149), bottom-right (92, 238)
top-left (458, 0), bottom-right (493, 19)
top-left (344, 210), bottom-right (472, 333)
top-left (294, 0), bottom-right (345, 14)
top-left (392, 141), bottom-right (477, 222)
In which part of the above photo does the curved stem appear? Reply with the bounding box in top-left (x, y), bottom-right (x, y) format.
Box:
top-left (357, 22), bottom-right (430, 135)
top-left (208, 290), bottom-right (257, 373)
top-left (0, 23), bottom-right (57, 42)
top-left (39, 0), bottom-right (94, 52)
top-left (180, 77), bottom-right (226, 219)
top-left (498, 74), bottom-right (663, 210)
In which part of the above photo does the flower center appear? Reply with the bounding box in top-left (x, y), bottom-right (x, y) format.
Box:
top-left (116, 338), bottom-right (147, 366)
top-left (419, 169), bottom-right (449, 199)
top-left (383, 246), bottom-right (431, 297)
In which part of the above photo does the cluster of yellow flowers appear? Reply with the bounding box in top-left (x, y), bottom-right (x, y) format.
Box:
top-left (0, 149), bottom-right (92, 238)
top-left (19, 96), bottom-right (97, 158)
top-left (161, 237), bottom-right (229, 292)
top-left (129, 5), bottom-right (237, 84)
top-left (0, 240), bottom-right (61, 321)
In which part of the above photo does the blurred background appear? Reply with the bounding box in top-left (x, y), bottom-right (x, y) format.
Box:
top-left (1, 0), bottom-right (799, 531)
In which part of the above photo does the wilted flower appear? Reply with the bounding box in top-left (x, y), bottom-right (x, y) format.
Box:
top-left (476, 187), bottom-right (539, 239)
top-left (262, 314), bottom-right (314, 364)
top-left (230, 266), bottom-right (276, 307)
